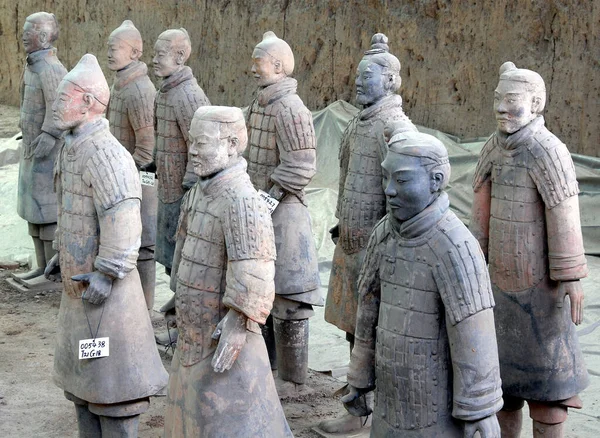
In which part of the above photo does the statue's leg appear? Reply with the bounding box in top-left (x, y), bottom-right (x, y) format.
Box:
top-left (137, 247), bottom-right (156, 311)
top-left (64, 392), bottom-right (101, 438)
top-left (529, 400), bottom-right (568, 438)
top-left (498, 396), bottom-right (524, 438)
top-left (13, 223), bottom-right (45, 281)
top-left (98, 415), bottom-right (141, 438)
top-left (261, 314), bottom-right (277, 371)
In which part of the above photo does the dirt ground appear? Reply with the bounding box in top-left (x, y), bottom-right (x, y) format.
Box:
top-left (0, 268), bottom-right (347, 437)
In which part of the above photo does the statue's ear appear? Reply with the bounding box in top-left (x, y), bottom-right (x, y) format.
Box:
top-left (39, 31), bottom-right (48, 46)
top-left (430, 171), bottom-right (444, 193)
top-left (228, 136), bottom-right (239, 156)
top-left (531, 95), bottom-right (542, 114)
top-left (176, 49), bottom-right (186, 65)
top-left (273, 60), bottom-right (283, 75)
top-left (82, 93), bottom-right (94, 112)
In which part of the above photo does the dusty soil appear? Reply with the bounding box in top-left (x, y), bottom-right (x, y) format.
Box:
top-left (0, 268), bottom-right (345, 437)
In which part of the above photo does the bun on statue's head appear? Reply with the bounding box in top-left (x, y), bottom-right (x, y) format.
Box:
top-left (366, 33), bottom-right (390, 54)
top-left (362, 33), bottom-right (401, 92)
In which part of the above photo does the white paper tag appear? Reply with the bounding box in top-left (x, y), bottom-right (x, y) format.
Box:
top-left (79, 337), bottom-right (109, 360)
top-left (140, 171), bottom-right (155, 187)
top-left (258, 190), bottom-right (280, 215)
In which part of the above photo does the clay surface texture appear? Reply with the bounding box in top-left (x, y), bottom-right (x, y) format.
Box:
top-left (346, 132), bottom-right (503, 437)
top-left (164, 106), bottom-right (291, 437)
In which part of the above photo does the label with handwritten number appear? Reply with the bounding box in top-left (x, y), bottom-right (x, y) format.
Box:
top-left (140, 171), bottom-right (155, 187)
top-left (258, 190), bottom-right (280, 215)
top-left (79, 337), bottom-right (109, 360)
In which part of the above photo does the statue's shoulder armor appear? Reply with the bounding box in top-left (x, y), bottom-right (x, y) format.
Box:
top-left (222, 186), bottom-right (276, 261)
top-left (125, 78), bottom-right (156, 130)
top-left (83, 131), bottom-right (141, 210)
top-left (36, 60), bottom-right (67, 96)
top-left (431, 211), bottom-right (494, 326)
top-left (472, 135), bottom-right (497, 191)
top-left (370, 215), bottom-right (393, 248)
top-left (273, 94), bottom-right (316, 152)
top-left (527, 126), bottom-right (579, 208)
top-left (171, 79), bottom-right (211, 135)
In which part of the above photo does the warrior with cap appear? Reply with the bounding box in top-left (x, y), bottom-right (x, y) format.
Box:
top-left (164, 106), bottom-right (292, 437)
top-left (12, 12), bottom-right (67, 291)
top-left (321, 33), bottom-right (417, 434)
top-left (247, 31), bottom-right (321, 392)
top-left (45, 54), bottom-right (168, 437)
top-left (106, 20), bottom-right (158, 312)
top-left (343, 130), bottom-right (503, 437)
top-left (470, 62), bottom-right (589, 438)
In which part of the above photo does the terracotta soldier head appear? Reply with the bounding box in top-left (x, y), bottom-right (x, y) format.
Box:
top-left (355, 33), bottom-right (401, 107)
top-left (153, 28), bottom-right (192, 78)
top-left (52, 54), bottom-right (110, 132)
top-left (107, 20), bottom-right (143, 72)
top-left (494, 62), bottom-right (546, 134)
top-left (251, 31), bottom-right (294, 87)
top-left (382, 131), bottom-right (450, 222)
top-left (188, 106), bottom-right (247, 177)
top-left (22, 12), bottom-right (59, 55)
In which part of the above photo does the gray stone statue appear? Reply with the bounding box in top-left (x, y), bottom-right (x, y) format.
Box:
top-left (106, 20), bottom-right (158, 311)
top-left (470, 62), bottom-right (589, 438)
top-left (12, 12), bottom-right (67, 291)
top-left (321, 33), bottom-right (417, 434)
top-left (45, 54), bottom-right (168, 437)
top-left (344, 131), bottom-right (503, 437)
top-left (164, 106), bottom-right (292, 437)
top-left (247, 31), bottom-right (322, 392)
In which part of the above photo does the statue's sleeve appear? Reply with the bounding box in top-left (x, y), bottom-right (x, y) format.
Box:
top-left (39, 62), bottom-right (67, 138)
top-left (52, 145), bottom-right (65, 251)
top-left (346, 219), bottom-right (386, 390)
top-left (335, 119), bottom-right (353, 219)
top-left (83, 146), bottom-right (142, 279)
top-left (272, 101), bottom-right (317, 194)
top-left (470, 137), bottom-right (496, 258)
top-left (127, 81), bottom-right (156, 167)
top-left (170, 188), bottom-right (193, 292)
top-left (222, 194), bottom-right (277, 324)
top-left (527, 135), bottom-right (588, 280)
top-left (432, 219), bottom-right (502, 420)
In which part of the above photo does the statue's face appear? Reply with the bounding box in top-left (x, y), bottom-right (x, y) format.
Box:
top-left (251, 49), bottom-right (280, 87)
top-left (188, 119), bottom-right (230, 177)
top-left (355, 60), bottom-right (388, 107)
top-left (107, 36), bottom-right (133, 71)
top-left (494, 79), bottom-right (538, 134)
top-left (22, 21), bottom-right (44, 54)
top-left (52, 81), bottom-right (88, 131)
top-left (382, 152), bottom-right (437, 222)
top-left (153, 39), bottom-right (180, 78)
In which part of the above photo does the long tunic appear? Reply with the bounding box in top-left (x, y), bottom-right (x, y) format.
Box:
top-left (154, 66), bottom-right (210, 269)
top-left (18, 47), bottom-right (67, 225)
top-left (53, 119), bottom-right (168, 404)
top-left (246, 77), bottom-right (321, 305)
top-left (107, 60), bottom-right (157, 249)
top-left (325, 94), bottom-right (416, 334)
top-left (348, 194), bottom-right (503, 437)
top-left (471, 116), bottom-right (589, 402)
top-left (164, 158), bottom-right (292, 437)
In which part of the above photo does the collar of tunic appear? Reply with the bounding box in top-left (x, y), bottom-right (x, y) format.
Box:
top-left (256, 77), bottom-right (298, 107)
top-left (113, 61), bottom-right (148, 91)
top-left (359, 94), bottom-right (403, 121)
top-left (26, 47), bottom-right (56, 65)
top-left (199, 157), bottom-right (249, 197)
top-left (389, 192), bottom-right (450, 240)
top-left (495, 116), bottom-right (545, 151)
top-left (159, 65), bottom-right (194, 92)
top-left (64, 118), bottom-right (109, 157)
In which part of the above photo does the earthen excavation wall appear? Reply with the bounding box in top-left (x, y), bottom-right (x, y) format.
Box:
top-left (1, 0), bottom-right (598, 155)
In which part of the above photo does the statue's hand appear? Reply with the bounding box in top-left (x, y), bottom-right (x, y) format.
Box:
top-left (44, 253), bottom-right (61, 282)
top-left (558, 280), bottom-right (584, 325)
top-left (341, 385), bottom-right (372, 417)
top-left (30, 132), bottom-right (57, 159)
top-left (139, 161), bottom-right (157, 173)
top-left (72, 271), bottom-right (114, 305)
top-left (211, 309), bottom-right (247, 373)
top-left (329, 224), bottom-right (340, 245)
top-left (463, 415), bottom-right (500, 438)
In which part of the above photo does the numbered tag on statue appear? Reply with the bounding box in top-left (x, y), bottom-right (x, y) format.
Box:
top-left (79, 337), bottom-right (109, 360)
top-left (140, 171), bottom-right (155, 187)
top-left (258, 190), bottom-right (280, 215)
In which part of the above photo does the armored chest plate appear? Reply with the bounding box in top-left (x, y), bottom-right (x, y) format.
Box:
top-left (247, 101), bottom-right (279, 191)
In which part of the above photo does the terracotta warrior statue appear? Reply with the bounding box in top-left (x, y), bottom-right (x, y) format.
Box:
top-left (44, 54), bottom-right (168, 437)
top-left (13, 12), bottom-right (67, 290)
top-left (470, 62), bottom-right (589, 438)
top-left (106, 20), bottom-right (158, 311)
top-left (321, 33), bottom-right (417, 434)
top-left (247, 31), bottom-right (322, 391)
top-left (164, 106), bottom-right (292, 437)
top-left (344, 131), bottom-right (503, 437)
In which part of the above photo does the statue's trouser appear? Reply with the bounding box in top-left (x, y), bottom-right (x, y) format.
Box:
top-left (137, 247), bottom-right (155, 311)
top-left (268, 295), bottom-right (314, 385)
top-left (14, 223), bottom-right (57, 281)
top-left (65, 391), bottom-right (149, 438)
top-left (499, 396), bottom-right (575, 438)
